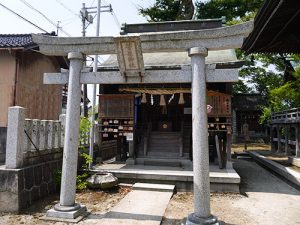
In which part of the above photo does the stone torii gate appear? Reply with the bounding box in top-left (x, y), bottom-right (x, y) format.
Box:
top-left (33, 21), bottom-right (253, 224)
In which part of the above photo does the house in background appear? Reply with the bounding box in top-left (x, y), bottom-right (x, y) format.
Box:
top-left (0, 34), bottom-right (68, 163)
top-left (232, 94), bottom-right (267, 142)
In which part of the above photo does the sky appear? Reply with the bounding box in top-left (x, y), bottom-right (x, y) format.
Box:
top-left (0, 0), bottom-right (155, 103)
top-left (0, 0), bottom-right (152, 37)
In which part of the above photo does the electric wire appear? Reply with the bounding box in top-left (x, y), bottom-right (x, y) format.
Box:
top-left (19, 0), bottom-right (72, 36)
top-left (102, 0), bottom-right (121, 30)
top-left (0, 2), bottom-right (49, 33)
top-left (55, 0), bottom-right (81, 19)
top-left (112, 11), bottom-right (121, 29)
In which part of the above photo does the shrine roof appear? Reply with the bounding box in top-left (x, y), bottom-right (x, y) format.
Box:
top-left (233, 94), bottom-right (267, 111)
top-left (100, 49), bottom-right (239, 69)
top-left (242, 0), bottom-right (300, 54)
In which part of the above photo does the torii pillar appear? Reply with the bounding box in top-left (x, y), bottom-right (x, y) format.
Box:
top-left (187, 47), bottom-right (218, 225)
top-left (46, 52), bottom-right (87, 220)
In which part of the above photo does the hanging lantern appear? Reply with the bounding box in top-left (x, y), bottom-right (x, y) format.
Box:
top-left (178, 93), bottom-right (185, 104)
top-left (141, 93), bottom-right (147, 103)
top-left (159, 95), bottom-right (166, 106)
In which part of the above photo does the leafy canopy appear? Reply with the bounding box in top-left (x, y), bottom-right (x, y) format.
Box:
top-left (139, 0), bottom-right (300, 123)
top-left (139, 0), bottom-right (194, 22)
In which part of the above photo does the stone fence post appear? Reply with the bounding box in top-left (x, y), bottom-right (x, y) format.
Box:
top-left (6, 106), bottom-right (26, 169)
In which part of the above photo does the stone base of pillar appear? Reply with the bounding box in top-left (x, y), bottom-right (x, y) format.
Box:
top-left (44, 203), bottom-right (88, 222)
top-left (126, 158), bottom-right (136, 165)
top-left (288, 157), bottom-right (300, 168)
top-left (186, 213), bottom-right (219, 225)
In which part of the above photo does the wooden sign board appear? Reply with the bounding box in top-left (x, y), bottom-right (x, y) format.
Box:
top-left (99, 94), bottom-right (134, 118)
top-left (207, 91), bottom-right (231, 116)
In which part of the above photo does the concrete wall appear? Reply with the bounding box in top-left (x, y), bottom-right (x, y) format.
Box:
top-left (0, 159), bottom-right (61, 212)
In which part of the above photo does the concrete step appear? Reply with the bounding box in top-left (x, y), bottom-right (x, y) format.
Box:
top-left (100, 183), bottom-right (174, 225)
top-left (147, 145), bottom-right (179, 151)
top-left (147, 151), bottom-right (180, 156)
top-left (137, 151), bottom-right (189, 159)
top-left (148, 139), bottom-right (180, 146)
top-left (133, 183), bottom-right (175, 192)
top-left (144, 159), bottom-right (182, 167)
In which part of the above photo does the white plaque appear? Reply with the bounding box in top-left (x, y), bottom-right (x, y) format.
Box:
top-left (126, 133), bottom-right (133, 141)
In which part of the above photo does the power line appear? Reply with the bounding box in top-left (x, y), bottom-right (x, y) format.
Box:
top-left (55, 0), bottom-right (81, 20)
top-left (112, 11), bottom-right (121, 29)
top-left (0, 2), bottom-right (49, 33)
top-left (102, 0), bottom-right (121, 30)
top-left (19, 0), bottom-right (71, 36)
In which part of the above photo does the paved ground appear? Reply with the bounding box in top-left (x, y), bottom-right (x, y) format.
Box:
top-left (81, 183), bottom-right (174, 225)
top-left (162, 158), bottom-right (300, 225)
top-left (234, 158), bottom-right (300, 224)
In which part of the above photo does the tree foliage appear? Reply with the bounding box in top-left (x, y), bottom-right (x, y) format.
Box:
top-left (139, 0), bottom-right (300, 123)
top-left (139, 0), bottom-right (194, 22)
top-left (196, 0), bottom-right (264, 22)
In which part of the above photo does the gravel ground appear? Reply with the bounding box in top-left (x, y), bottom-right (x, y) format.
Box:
top-left (1, 158), bottom-right (299, 225)
top-left (0, 186), bottom-right (131, 225)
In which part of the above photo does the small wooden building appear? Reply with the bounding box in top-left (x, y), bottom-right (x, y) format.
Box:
top-left (232, 94), bottom-right (267, 142)
top-left (97, 20), bottom-right (241, 168)
top-left (0, 34), bottom-right (67, 163)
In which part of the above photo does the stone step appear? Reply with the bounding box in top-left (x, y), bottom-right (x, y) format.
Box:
top-left (142, 139), bottom-right (179, 144)
top-left (147, 147), bottom-right (179, 153)
top-left (144, 159), bottom-right (181, 167)
top-left (137, 151), bottom-right (189, 159)
top-left (133, 183), bottom-right (175, 192)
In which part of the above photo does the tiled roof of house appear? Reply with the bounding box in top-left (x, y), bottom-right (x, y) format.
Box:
top-left (0, 34), bottom-right (37, 48)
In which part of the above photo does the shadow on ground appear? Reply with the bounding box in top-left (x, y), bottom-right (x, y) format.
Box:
top-left (233, 158), bottom-right (300, 195)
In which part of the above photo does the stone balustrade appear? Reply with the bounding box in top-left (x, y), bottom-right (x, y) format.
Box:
top-left (270, 108), bottom-right (300, 167)
top-left (271, 108), bottom-right (300, 123)
top-left (5, 106), bottom-right (65, 169)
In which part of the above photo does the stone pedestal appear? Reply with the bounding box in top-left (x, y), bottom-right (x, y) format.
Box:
top-left (45, 52), bottom-right (87, 221)
top-left (187, 47), bottom-right (218, 225)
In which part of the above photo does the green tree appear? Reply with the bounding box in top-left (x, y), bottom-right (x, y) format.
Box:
top-left (196, 0), bottom-right (264, 22)
top-left (139, 0), bottom-right (194, 22)
top-left (139, 0), bottom-right (300, 123)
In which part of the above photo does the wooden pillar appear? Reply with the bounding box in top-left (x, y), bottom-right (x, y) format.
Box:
top-left (277, 125), bottom-right (282, 153)
top-left (296, 124), bottom-right (300, 158)
top-left (284, 125), bottom-right (291, 155)
top-left (270, 125), bottom-right (275, 153)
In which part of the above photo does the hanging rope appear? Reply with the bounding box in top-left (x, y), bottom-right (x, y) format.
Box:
top-left (119, 87), bottom-right (191, 95)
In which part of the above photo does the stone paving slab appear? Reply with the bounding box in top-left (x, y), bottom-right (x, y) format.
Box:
top-left (133, 182), bottom-right (175, 192)
top-left (96, 183), bottom-right (174, 225)
top-left (248, 151), bottom-right (300, 188)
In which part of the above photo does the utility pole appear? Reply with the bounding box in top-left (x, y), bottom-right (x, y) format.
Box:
top-left (80, 3), bottom-right (90, 117)
top-left (80, 2), bottom-right (112, 117)
top-left (56, 21), bottom-right (61, 35)
top-left (80, 1), bottom-right (112, 168)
